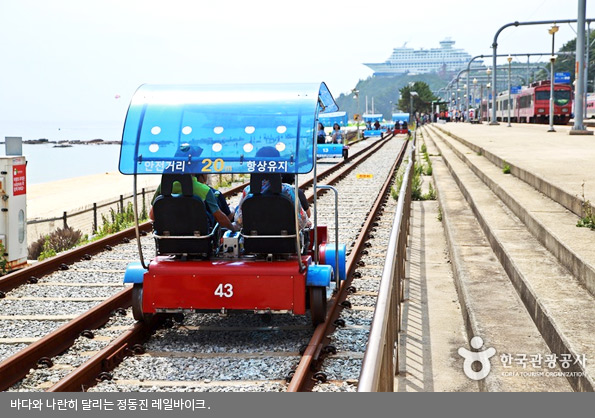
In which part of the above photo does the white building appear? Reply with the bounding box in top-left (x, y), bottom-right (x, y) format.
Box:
top-left (364, 38), bottom-right (473, 75)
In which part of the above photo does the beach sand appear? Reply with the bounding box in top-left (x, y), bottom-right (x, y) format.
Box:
top-left (26, 172), bottom-right (160, 243)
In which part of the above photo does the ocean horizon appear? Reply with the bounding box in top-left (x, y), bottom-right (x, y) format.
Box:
top-left (1, 120), bottom-right (125, 185)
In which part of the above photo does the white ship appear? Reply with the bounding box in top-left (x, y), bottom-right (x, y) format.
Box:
top-left (364, 38), bottom-right (473, 75)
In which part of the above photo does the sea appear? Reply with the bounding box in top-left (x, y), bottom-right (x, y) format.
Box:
top-left (0, 120), bottom-right (123, 185)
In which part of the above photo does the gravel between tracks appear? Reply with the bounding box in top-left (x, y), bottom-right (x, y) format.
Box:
top-left (4, 136), bottom-right (408, 392)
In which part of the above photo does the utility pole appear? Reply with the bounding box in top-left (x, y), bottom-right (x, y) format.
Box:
top-left (571, 0), bottom-right (592, 134)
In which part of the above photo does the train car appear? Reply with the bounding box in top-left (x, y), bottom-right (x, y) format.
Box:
top-left (479, 99), bottom-right (492, 122)
top-left (495, 91), bottom-right (518, 123)
top-left (586, 94), bottom-right (595, 119)
top-left (515, 81), bottom-right (573, 125)
top-left (119, 83), bottom-right (347, 326)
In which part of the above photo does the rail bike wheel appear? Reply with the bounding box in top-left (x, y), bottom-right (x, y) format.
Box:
top-left (132, 283), bottom-right (152, 322)
top-left (309, 286), bottom-right (327, 326)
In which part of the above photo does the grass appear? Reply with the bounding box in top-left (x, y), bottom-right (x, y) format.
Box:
top-left (502, 162), bottom-right (511, 174)
top-left (577, 183), bottom-right (595, 230)
top-left (391, 161), bottom-right (436, 202)
top-left (27, 201), bottom-right (150, 262)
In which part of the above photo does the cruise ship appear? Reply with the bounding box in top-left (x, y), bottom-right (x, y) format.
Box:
top-left (363, 38), bottom-right (473, 75)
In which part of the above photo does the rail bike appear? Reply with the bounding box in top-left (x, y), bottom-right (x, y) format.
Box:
top-left (119, 83), bottom-right (346, 326)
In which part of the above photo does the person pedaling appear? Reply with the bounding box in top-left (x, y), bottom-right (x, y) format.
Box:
top-left (120, 83), bottom-right (346, 326)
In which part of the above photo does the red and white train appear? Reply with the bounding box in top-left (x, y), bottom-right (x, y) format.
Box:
top-left (493, 81), bottom-right (573, 125)
top-left (586, 94), bottom-right (595, 119)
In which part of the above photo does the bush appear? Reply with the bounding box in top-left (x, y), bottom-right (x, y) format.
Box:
top-left (0, 242), bottom-right (7, 274)
top-left (97, 203), bottom-right (137, 237)
top-left (28, 226), bottom-right (83, 260)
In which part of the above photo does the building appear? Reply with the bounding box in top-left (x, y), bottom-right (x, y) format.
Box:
top-left (363, 38), bottom-right (473, 76)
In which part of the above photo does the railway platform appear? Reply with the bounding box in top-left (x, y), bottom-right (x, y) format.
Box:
top-left (401, 122), bottom-right (595, 391)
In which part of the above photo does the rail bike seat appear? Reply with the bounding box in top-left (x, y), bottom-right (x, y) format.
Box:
top-left (241, 173), bottom-right (299, 255)
top-left (152, 173), bottom-right (213, 256)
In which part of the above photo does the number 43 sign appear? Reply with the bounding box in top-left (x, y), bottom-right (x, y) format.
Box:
top-left (214, 283), bottom-right (233, 298)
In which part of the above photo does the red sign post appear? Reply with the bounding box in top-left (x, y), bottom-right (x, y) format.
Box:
top-left (12, 164), bottom-right (26, 196)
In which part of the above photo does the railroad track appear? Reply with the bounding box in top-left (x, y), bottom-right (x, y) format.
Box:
top-left (0, 132), bottom-right (408, 392)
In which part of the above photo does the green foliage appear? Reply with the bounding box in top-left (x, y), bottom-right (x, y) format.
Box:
top-left (0, 242), bottom-right (7, 274)
top-left (97, 202), bottom-right (137, 237)
top-left (542, 31), bottom-right (595, 87)
top-left (577, 183), bottom-right (595, 230)
top-left (411, 163), bottom-right (424, 201)
top-left (334, 73), bottom-right (448, 120)
top-left (424, 163), bottom-right (433, 176)
top-left (399, 82), bottom-right (439, 116)
top-left (38, 238), bottom-right (57, 261)
top-left (421, 143), bottom-right (433, 176)
top-left (391, 169), bottom-right (404, 201)
top-left (29, 227), bottom-right (83, 260)
top-left (391, 158), bottom-right (436, 202)
top-left (502, 162), bottom-right (511, 174)
top-left (437, 206), bottom-right (443, 222)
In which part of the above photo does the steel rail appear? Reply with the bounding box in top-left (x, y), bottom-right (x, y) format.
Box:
top-left (48, 320), bottom-right (155, 392)
top-left (0, 288), bottom-right (132, 391)
top-left (0, 133), bottom-right (375, 296)
top-left (358, 132), bottom-right (416, 391)
top-left (0, 134), bottom-right (393, 392)
top-left (0, 223), bottom-right (152, 295)
top-left (287, 135), bottom-right (408, 392)
top-left (44, 134), bottom-right (401, 393)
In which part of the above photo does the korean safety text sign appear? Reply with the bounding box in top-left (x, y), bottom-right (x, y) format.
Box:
top-left (13, 164), bottom-right (26, 196)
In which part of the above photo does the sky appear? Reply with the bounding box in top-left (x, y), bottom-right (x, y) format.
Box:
top-left (0, 0), bottom-right (593, 141)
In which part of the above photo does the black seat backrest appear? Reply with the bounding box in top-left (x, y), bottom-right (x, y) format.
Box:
top-left (153, 174), bottom-right (211, 255)
top-left (241, 173), bottom-right (298, 254)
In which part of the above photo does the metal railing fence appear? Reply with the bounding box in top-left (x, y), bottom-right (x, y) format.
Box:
top-left (26, 187), bottom-right (157, 245)
top-left (358, 130), bottom-right (416, 391)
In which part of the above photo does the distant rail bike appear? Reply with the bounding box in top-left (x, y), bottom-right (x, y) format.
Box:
top-left (120, 83), bottom-right (346, 326)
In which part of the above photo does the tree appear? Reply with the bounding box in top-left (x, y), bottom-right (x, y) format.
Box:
top-left (398, 81), bottom-right (438, 115)
top-left (535, 31), bottom-right (595, 90)
top-left (334, 73), bottom-right (449, 121)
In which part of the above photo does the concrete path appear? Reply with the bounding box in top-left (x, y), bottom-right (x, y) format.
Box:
top-left (419, 122), bottom-right (595, 391)
top-left (433, 122), bottom-right (595, 216)
top-left (396, 198), bottom-right (477, 392)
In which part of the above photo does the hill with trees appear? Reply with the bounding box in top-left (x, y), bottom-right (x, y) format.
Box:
top-left (334, 73), bottom-right (449, 120)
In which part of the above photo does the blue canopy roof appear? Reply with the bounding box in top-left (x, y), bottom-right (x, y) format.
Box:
top-left (318, 111), bottom-right (348, 127)
top-left (392, 113), bottom-right (410, 122)
top-left (119, 83), bottom-right (338, 175)
top-left (362, 113), bottom-right (383, 122)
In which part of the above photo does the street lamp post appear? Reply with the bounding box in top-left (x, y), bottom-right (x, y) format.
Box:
top-left (548, 24), bottom-right (559, 133)
top-left (548, 55), bottom-right (557, 132)
top-left (486, 68), bottom-right (496, 124)
top-left (352, 88), bottom-right (360, 139)
top-left (507, 55), bottom-right (512, 127)
top-left (480, 84), bottom-right (484, 122)
top-left (463, 84), bottom-right (467, 121)
top-left (473, 78), bottom-right (478, 122)
top-left (486, 83), bottom-right (492, 122)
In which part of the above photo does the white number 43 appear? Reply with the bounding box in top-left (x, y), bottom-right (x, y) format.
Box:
top-left (214, 283), bottom-right (234, 298)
